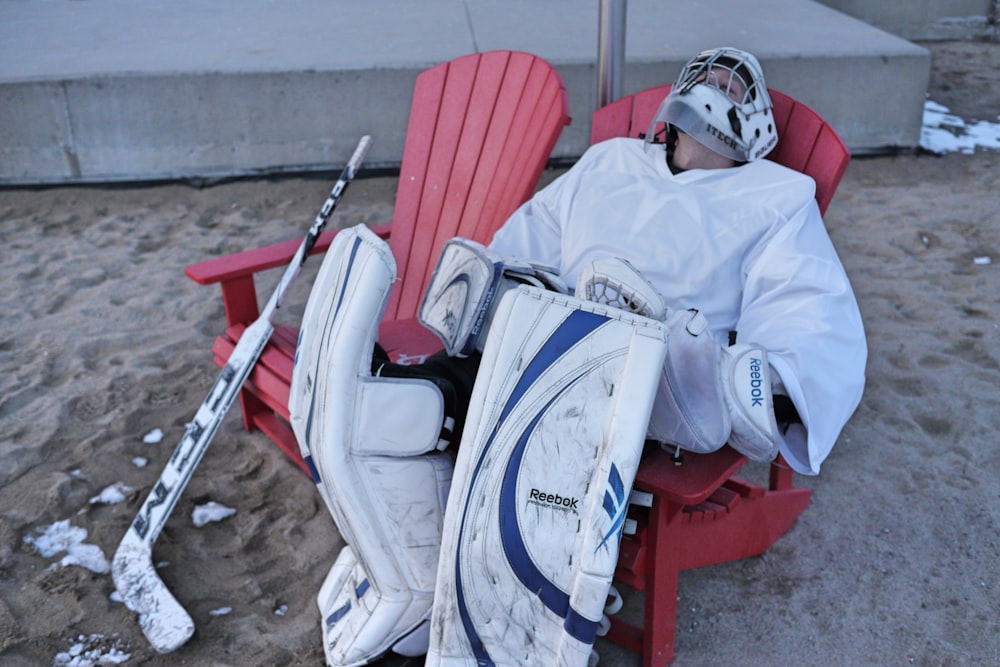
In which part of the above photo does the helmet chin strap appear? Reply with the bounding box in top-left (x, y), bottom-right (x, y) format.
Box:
top-left (726, 107), bottom-right (743, 140)
top-left (639, 121), bottom-right (683, 174)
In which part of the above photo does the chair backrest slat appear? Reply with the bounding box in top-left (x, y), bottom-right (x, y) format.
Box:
top-left (386, 51), bottom-right (570, 321)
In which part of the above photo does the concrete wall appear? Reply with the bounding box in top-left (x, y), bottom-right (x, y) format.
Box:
top-left (0, 0), bottom-right (933, 185)
top-left (818, 0), bottom-right (998, 40)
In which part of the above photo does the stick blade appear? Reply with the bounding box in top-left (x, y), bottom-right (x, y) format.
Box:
top-left (112, 537), bottom-right (195, 653)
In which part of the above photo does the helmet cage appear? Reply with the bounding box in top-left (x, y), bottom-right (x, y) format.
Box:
top-left (646, 47), bottom-right (778, 163)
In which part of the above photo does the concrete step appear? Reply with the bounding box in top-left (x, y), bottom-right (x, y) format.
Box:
top-left (0, 0), bottom-right (930, 185)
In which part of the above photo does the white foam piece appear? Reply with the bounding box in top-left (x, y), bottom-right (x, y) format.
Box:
top-left (191, 501), bottom-right (237, 527)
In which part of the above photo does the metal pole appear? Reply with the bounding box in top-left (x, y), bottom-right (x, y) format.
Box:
top-left (597, 0), bottom-right (627, 109)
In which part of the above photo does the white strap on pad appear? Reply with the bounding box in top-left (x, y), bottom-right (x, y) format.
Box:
top-left (427, 286), bottom-right (668, 666)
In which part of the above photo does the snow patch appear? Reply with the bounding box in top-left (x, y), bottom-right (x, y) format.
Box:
top-left (53, 633), bottom-right (131, 666)
top-left (921, 100), bottom-right (1000, 154)
top-left (89, 482), bottom-right (134, 505)
top-left (23, 519), bottom-right (110, 574)
top-left (142, 428), bottom-right (163, 444)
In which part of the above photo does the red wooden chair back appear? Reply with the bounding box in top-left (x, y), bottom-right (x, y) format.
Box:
top-left (183, 51), bottom-right (569, 465)
top-left (590, 84), bottom-right (849, 214)
top-left (386, 50), bottom-right (570, 322)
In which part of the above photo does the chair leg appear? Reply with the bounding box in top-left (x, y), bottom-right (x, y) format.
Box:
top-left (236, 387), bottom-right (268, 433)
top-left (769, 454), bottom-right (795, 491)
top-left (642, 496), bottom-right (684, 667)
top-left (219, 275), bottom-right (260, 327)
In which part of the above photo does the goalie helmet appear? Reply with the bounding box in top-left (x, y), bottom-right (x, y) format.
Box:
top-left (647, 47), bottom-right (777, 163)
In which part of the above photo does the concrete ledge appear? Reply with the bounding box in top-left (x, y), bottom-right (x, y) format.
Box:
top-left (0, 0), bottom-right (930, 184)
top-left (817, 0), bottom-right (997, 40)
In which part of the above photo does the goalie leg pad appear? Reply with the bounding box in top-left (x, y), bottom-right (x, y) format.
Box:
top-left (288, 224), bottom-right (453, 666)
top-left (427, 287), bottom-right (668, 667)
top-left (316, 453), bottom-right (453, 666)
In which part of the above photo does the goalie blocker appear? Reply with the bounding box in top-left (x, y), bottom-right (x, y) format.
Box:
top-left (648, 307), bottom-right (781, 462)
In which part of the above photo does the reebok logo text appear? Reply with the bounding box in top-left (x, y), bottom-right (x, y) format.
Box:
top-left (529, 488), bottom-right (580, 512)
top-left (748, 357), bottom-right (764, 407)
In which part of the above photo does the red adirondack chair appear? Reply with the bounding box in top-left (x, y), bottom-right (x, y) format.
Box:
top-left (187, 67), bottom-right (848, 666)
top-left (184, 51), bottom-right (570, 472)
top-left (591, 85), bottom-right (850, 667)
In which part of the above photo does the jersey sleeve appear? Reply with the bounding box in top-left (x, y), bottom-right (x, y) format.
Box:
top-left (736, 196), bottom-right (867, 474)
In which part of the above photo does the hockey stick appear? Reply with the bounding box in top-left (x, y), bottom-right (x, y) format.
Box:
top-left (112, 135), bottom-right (373, 653)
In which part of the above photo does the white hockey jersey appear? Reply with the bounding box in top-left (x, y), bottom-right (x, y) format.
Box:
top-left (489, 138), bottom-right (867, 474)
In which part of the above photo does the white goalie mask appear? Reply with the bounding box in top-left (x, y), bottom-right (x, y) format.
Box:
top-left (646, 47), bottom-right (778, 163)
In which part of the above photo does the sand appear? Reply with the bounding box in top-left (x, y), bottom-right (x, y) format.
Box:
top-left (1, 41), bottom-right (998, 666)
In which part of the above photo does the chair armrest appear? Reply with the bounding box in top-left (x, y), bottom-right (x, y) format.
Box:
top-left (635, 445), bottom-right (747, 506)
top-left (184, 222), bottom-right (393, 286)
top-left (183, 222), bottom-right (393, 327)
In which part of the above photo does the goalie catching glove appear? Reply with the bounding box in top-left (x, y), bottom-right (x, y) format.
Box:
top-left (577, 258), bottom-right (782, 462)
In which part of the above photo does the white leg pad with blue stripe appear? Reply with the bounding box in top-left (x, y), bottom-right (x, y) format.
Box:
top-left (427, 286), bottom-right (668, 666)
top-left (289, 225), bottom-right (453, 666)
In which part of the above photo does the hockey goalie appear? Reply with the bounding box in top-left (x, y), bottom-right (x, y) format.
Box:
top-left (288, 46), bottom-right (866, 667)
